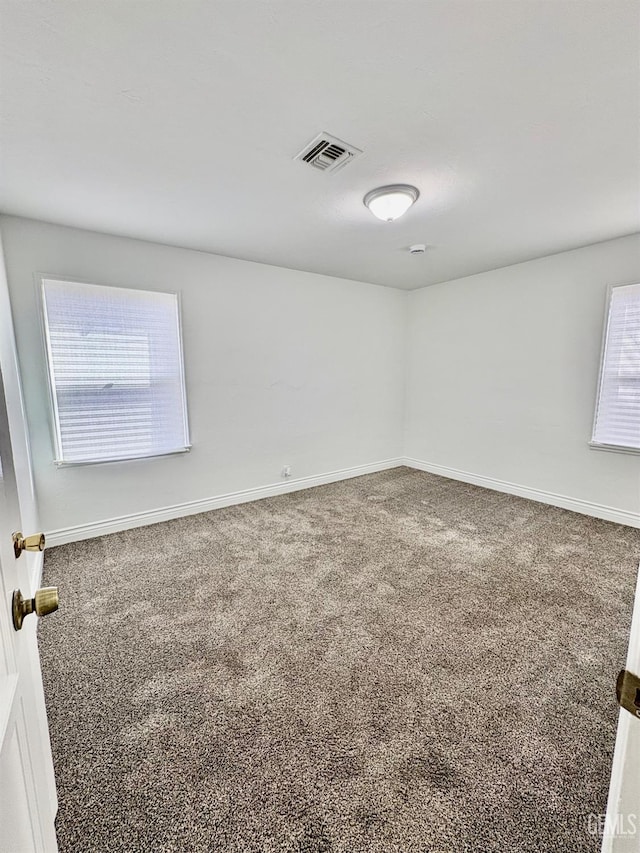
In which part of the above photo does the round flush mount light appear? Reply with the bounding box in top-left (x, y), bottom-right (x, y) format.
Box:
top-left (363, 184), bottom-right (419, 222)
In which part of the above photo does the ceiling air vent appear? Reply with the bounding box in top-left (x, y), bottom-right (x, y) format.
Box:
top-left (295, 132), bottom-right (362, 174)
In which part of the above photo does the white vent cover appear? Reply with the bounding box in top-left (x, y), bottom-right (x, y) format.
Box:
top-left (295, 132), bottom-right (362, 173)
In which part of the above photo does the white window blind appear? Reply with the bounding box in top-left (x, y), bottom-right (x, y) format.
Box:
top-left (592, 282), bottom-right (640, 451)
top-left (42, 278), bottom-right (190, 465)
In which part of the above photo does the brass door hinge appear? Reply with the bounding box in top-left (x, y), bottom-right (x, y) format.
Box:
top-left (617, 669), bottom-right (640, 719)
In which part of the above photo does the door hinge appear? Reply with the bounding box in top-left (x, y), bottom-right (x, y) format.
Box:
top-left (617, 669), bottom-right (640, 719)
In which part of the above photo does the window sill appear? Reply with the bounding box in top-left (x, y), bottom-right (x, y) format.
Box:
top-left (589, 441), bottom-right (640, 456)
top-left (54, 446), bottom-right (191, 467)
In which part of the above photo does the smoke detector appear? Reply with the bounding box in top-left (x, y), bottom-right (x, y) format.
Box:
top-left (295, 132), bottom-right (362, 173)
top-left (409, 244), bottom-right (426, 255)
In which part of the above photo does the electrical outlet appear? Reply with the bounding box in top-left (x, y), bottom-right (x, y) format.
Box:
top-left (282, 465), bottom-right (292, 478)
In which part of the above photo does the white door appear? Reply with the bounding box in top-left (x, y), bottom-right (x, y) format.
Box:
top-left (0, 362), bottom-right (58, 852)
top-left (602, 565), bottom-right (640, 853)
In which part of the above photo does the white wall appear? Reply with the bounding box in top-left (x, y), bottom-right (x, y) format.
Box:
top-left (405, 234), bottom-right (640, 523)
top-left (0, 216), bottom-right (406, 537)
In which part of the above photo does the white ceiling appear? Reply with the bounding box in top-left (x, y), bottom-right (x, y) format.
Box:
top-left (1, 0), bottom-right (638, 290)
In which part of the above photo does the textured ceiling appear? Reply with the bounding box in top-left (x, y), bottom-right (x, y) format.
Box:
top-left (0, 0), bottom-right (638, 290)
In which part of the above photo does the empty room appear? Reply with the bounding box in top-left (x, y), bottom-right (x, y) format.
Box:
top-left (0, 1), bottom-right (639, 851)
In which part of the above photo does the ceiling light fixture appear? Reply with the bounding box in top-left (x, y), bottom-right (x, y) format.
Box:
top-left (363, 184), bottom-right (419, 222)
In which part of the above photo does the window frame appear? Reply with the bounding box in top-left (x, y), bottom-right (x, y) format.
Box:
top-left (589, 281), bottom-right (640, 456)
top-left (39, 274), bottom-right (192, 467)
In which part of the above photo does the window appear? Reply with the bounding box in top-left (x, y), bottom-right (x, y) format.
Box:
top-left (42, 278), bottom-right (190, 465)
top-left (591, 282), bottom-right (640, 452)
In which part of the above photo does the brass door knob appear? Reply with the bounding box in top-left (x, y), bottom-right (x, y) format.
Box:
top-left (12, 587), bottom-right (59, 631)
top-left (13, 531), bottom-right (46, 559)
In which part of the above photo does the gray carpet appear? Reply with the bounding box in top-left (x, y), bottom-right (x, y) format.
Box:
top-left (38, 467), bottom-right (639, 852)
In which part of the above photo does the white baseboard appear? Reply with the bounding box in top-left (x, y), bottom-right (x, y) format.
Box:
top-left (45, 457), bottom-right (404, 547)
top-left (45, 454), bottom-right (639, 547)
top-left (403, 457), bottom-right (640, 528)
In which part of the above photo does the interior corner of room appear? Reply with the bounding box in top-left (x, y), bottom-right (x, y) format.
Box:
top-left (1, 216), bottom-right (638, 544)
